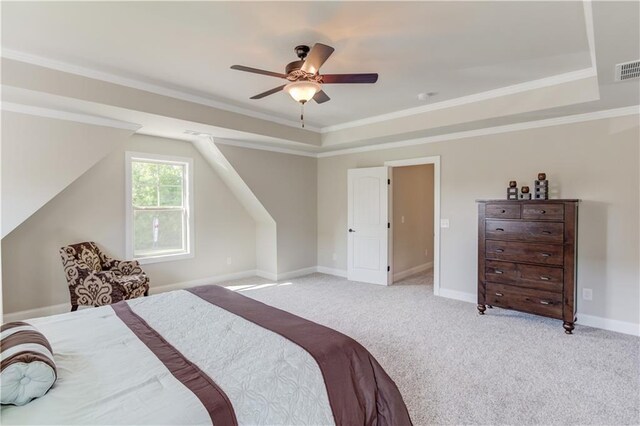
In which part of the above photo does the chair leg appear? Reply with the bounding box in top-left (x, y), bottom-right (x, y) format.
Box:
top-left (144, 289), bottom-right (149, 297)
top-left (71, 305), bottom-right (78, 312)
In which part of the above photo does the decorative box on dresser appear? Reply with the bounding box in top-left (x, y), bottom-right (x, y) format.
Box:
top-left (477, 200), bottom-right (579, 333)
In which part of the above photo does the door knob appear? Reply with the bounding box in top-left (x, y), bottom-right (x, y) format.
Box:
top-left (348, 228), bottom-right (355, 233)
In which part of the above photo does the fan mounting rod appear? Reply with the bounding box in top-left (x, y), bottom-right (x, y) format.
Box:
top-left (294, 45), bottom-right (310, 60)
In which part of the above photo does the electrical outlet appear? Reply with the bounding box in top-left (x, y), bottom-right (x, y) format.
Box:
top-left (425, 248), bottom-right (429, 257)
top-left (226, 257), bottom-right (232, 265)
top-left (583, 288), bottom-right (593, 301)
top-left (401, 215), bottom-right (405, 224)
top-left (440, 219), bottom-right (450, 228)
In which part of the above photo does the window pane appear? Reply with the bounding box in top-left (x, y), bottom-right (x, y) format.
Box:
top-left (133, 183), bottom-right (158, 207)
top-left (133, 209), bottom-right (185, 257)
top-left (132, 162), bottom-right (158, 207)
top-left (158, 164), bottom-right (184, 186)
top-left (132, 162), bottom-right (158, 185)
top-left (159, 185), bottom-right (183, 207)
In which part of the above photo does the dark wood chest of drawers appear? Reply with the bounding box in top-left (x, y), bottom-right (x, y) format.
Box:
top-left (477, 200), bottom-right (579, 333)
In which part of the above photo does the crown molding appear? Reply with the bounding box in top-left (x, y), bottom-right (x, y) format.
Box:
top-left (210, 138), bottom-right (319, 158)
top-left (583, 0), bottom-right (598, 71)
top-left (177, 105), bottom-right (640, 158)
top-left (1, 48), bottom-right (322, 132)
top-left (4, 101), bottom-right (636, 159)
top-left (1, 102), bottom-right (142, 131)
top-left (320, 67), bottom-right (598, 133)
top-left (316, 105), bottom-right (639, 158)
top-left (3, 49), bottom-right (599, 138)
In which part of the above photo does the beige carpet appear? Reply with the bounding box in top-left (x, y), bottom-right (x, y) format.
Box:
top-left (218, 272), bottom-right (639, 425)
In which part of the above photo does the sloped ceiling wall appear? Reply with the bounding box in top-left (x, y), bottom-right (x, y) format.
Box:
top-left (1, 112), bottom-right (136, 238)
top-left (216, 142), bottom-right (318, 274)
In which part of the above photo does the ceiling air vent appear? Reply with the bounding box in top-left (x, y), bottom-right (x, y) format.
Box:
top-left (615, 60), bottom-right (640, 81)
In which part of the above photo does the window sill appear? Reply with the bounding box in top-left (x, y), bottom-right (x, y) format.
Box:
top-left (136, 252), bottom-right (194, 265)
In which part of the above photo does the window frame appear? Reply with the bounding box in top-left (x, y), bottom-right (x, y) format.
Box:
top-left (125, 151), bottom-right (194, 264)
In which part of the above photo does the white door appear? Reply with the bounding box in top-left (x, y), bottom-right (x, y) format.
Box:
top-left (347, 167), bottom-right (390, 285)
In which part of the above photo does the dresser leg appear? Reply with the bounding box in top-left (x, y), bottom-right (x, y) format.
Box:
top-left (477, 304), bottom-right (486, 315)
top-left (563, 321), bottom-right (575, 334)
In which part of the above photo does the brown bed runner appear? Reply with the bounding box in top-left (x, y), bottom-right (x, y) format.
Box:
top-left (187, 285), bottom-right (412, 426)
top-left (112, 302), bottom-right (237, 426)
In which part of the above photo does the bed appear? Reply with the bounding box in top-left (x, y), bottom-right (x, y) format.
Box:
top-left (1, 285), bottom-right (412, 425)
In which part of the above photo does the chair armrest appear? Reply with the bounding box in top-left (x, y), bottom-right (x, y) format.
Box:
top-left (113, 260), bottom-right (143, 275)
top-left (70, 267), bottom-right (117, 284)
top-left (103, 256), bottom-right (143, 275)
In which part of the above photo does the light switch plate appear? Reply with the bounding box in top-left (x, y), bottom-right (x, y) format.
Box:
top-left (440, 219), bottom-right (450, 228)
top-left (583, 288), bottom-right (593, 301)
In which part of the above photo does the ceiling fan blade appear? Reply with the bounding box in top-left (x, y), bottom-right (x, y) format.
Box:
top-left (301, 43), bottom-right (335, 74)
top-left (313, 90), bottom-right (330, 104)
top-left (322, 73), bottom-right (379, 84)
top-left (250, 84), bottom-right (286, 99)
top-left (230, 65), bottom-right (287, 79)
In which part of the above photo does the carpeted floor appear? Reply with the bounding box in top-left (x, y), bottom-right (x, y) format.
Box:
top-left (217, 272), bottom-right (639, 425)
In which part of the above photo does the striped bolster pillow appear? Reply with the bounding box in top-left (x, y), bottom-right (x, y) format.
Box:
top-left (1, 321), bottom-right (57, 406)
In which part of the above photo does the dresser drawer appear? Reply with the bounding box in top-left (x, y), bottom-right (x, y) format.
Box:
top-left (485, 260), bottom-right (563, 292)
top-left (519, 264), bottom-right (563, 292)
top-left (485, 220), bottom-right (563, 243)
top-left (485, 203), bottom-right (520, 219)
top-left (485, 260), bottom-right (518, 283)
top-left (486, 283), bottom-right (563, 319)
top-left (522, 203), bottom-right (564, 221)
top-left (486, 240), bottom-right (564, 266)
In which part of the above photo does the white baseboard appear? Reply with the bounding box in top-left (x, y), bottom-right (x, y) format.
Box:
top-left (3, 303), bottom-right (71, 322)
top-left (437, 288), bottom-right (476, 304)
top-left (276, 266), bottom-right (318, 281)
top-left (435, 289), bottom-right (640, 336)
top-left (7, 268), bottom-right (638, 337)
top-left (393, 262), bottom-right (433, 282)
top-left (576, 313), bottom-right (640, 337)
top-left (3, 269), bottom-right (259, 322)
top-left (316, 266), bottom-right (348, 277)
top-left (150, 269), bottom-right (258, 295)
top-left (255, 269), bottom-right (277, 281)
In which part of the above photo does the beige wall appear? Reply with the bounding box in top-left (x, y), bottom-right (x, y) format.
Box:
top-left (392, 165), bottom-right (434, 277)
top-left (217, 144), bottom-right (318, 274)
top-left (318, 116), bottom-right (639, 325)
top-left (2, 134), bottom-right (256, 313)
top-left (1, 112), bottom-right (134, 238)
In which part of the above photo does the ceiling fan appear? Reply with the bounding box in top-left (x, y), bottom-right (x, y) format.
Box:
top-left (230, 43), bottom-right (378, 127)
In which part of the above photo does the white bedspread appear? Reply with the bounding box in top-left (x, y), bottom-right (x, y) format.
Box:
top-left (1, 290), bottom-right (334, 425)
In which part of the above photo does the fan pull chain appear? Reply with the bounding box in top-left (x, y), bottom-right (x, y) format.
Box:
top-left (300, 102), bottom-right (305, 128)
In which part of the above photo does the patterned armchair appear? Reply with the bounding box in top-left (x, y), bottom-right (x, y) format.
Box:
top-left (59, 242), bottom-right (149, 311)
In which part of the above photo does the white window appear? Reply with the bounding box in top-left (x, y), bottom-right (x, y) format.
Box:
top-left (125, 152), bottom-right (194, 264)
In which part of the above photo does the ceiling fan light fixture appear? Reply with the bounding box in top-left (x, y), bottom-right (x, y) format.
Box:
top-left (285, 81), bottom-right (320, 103)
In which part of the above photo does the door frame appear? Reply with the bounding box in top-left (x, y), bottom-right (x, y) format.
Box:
top-left (384, 156), bottom-right (441, 295)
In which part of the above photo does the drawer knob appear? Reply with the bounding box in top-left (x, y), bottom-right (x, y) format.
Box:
top-left (540, 276), bottom-right (551, 281)
top-left (540, 210), bottom-right (546, 214)
top-left (495, 292), bottom-right (504, 297)
top-left (540, 300), bottom-right (550, 305)
top-left (542, 230), bottom-right (552, 235)
top-left (495, 228), bottom-right (504, 232)
top-left (501, 209), bottom-right (506, 213)
top-left (495, 270), bottom-right (503, 274)
top-left (541, 253), bottom-right (551, 257)
top-left (495, 248), bottom-right (505, 253)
